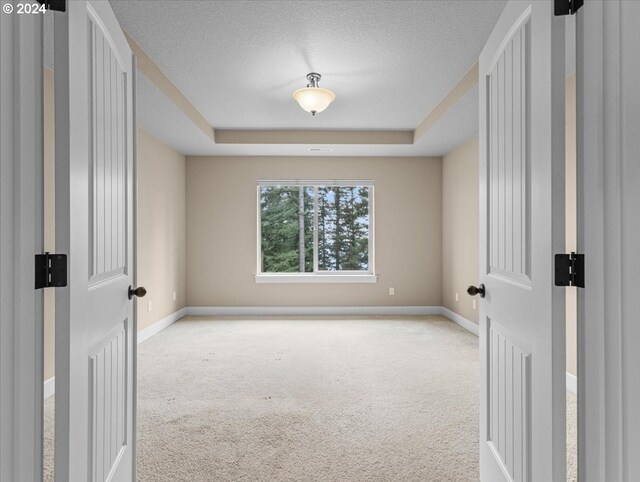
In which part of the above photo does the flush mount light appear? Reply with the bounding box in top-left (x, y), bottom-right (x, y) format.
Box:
top-left (292, 72), bottom-right (336, 116)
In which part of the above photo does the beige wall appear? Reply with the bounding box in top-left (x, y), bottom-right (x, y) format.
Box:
top-left (137, 128), bottom-right (187, 331)
top-left (186, 156), bottom-right (442, 307)
top-left (44, 68), bottom-right (55, 381)
top-left (441, 136), bottom-right (480, 324)
top-left (566, 73), bottom-right (577, 376)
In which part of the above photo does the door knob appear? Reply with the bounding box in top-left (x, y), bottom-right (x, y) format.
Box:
top-left (128, 285), bottom-right (147, 300)
top-left (467, 284), bottom-right (485, 298)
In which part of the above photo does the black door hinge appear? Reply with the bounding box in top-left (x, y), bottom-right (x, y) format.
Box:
top-left (555, 0), bottom-right (583, 16)
top-left (555, 252), bottom-right (585, 288)
top-left (35, 252), bottom-right (67, 289)
top-left (37, 0), bottom-right (66, 12)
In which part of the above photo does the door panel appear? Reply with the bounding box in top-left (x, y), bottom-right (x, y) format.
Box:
top-left (55, 1), bottom-right (136, 481)
top-left (488, 320), bottom-right (530, 481)
top-left (488, 19), bottom-right (530, 284)
top-left (478, 2), bottom-right (565, 481)
top-left (88, 321), bottom-right (128, 481)
top-left (89, 14), bottom-right (128, 282)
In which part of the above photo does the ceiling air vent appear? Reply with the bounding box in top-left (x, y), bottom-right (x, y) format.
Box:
top-left (308, 147), bottom-right (333, 153)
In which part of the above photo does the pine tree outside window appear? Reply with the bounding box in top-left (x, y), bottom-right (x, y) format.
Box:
top-left (256, 180), bottom-right (376, 283)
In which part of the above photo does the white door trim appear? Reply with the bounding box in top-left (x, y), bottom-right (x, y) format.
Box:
top-left (0, 5), bottom-right (44, 481)
top-left (577, 1), bottom-right (640, 479)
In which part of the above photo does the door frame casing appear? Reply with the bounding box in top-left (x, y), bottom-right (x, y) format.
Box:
top-left (577, 0), bottom-right (640, 480)
top-left (131, 55), bottom-right (139, 482)
top-left (0, 5), bottom-right (44, 482)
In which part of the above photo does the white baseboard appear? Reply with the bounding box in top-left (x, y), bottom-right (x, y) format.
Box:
top-left (186, 306), bottom-right (442, 317)
top-left (137, 307), bottom-right (188, 344)
top-left (186, 306), bottom-right (480, 338)
top-left (44, 377), bottom-right (55, 400)
top-left (439, 307), bottom-right (480, 336)
top-left (567, 372), bottom-right (577, 394)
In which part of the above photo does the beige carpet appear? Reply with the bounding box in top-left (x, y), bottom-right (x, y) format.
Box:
top-left (43, 315), bottom-right (577, 481)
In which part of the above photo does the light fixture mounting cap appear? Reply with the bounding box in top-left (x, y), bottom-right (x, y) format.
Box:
top-left (306, 72), bottom-right (321, 87)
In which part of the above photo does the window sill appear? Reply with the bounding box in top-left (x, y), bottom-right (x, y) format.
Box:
top-left (255, 274), bottom-right (378, 284)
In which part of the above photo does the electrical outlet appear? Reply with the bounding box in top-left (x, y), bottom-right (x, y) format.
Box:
top-left (147, 301), bottom-right (152, 312)
top-left (389, 287), bottom-right (395, 296)
top-left (455, 292), bottom-right (459, 302)
top-left (472, 299), bottom-right (477, 310)
top-left (173, 291), bottom-right (177, 301)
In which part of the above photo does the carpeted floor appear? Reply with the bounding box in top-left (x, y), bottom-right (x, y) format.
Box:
top-left (43, 316), bottom-right (577, 481)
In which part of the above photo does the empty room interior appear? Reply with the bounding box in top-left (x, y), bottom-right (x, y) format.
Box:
top-left (31, 1), bottom-right (584, 480)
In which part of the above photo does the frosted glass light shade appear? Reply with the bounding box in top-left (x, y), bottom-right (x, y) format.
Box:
top-left (292, 87), bottom-right (336, 115)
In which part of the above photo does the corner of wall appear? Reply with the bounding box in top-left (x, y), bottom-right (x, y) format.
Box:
top-left (136, 126), bottom-right (187, 333)
top-left (441, 135), bottom-right (480, 326)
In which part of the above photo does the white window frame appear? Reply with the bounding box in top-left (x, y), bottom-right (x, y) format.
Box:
top-left (255, 179), bottom-right (377, 283)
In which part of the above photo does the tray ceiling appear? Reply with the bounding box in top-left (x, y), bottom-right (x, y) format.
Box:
top-left (109, 0), bottom-right (506, 131)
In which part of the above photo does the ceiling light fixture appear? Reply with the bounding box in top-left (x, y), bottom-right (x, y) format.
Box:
top-left (292, 72), bottom-right (335, 116)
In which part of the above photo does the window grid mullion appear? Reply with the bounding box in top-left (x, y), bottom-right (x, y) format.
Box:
top-left (313, 186), bottom-right (319, 273)
top-left (369, 186), bottom-right (374, 275)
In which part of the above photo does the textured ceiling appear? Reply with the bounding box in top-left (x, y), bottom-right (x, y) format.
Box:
top-left (109, 0), bottom-right (506, 131)
top-left (44, 2), bottom-right (577, 157)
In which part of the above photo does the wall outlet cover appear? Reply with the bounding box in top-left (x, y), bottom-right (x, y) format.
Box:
top-left (389, 287), bottom-right (395, 296)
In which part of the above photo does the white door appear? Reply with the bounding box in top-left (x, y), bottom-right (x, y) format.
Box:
top-left (477, 1), bottom-right (565, 481)
top-left (54, 1), bottom-right (138, 481)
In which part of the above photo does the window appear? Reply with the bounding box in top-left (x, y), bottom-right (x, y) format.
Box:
top-left (256, 180), bottom-right (375, 283)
